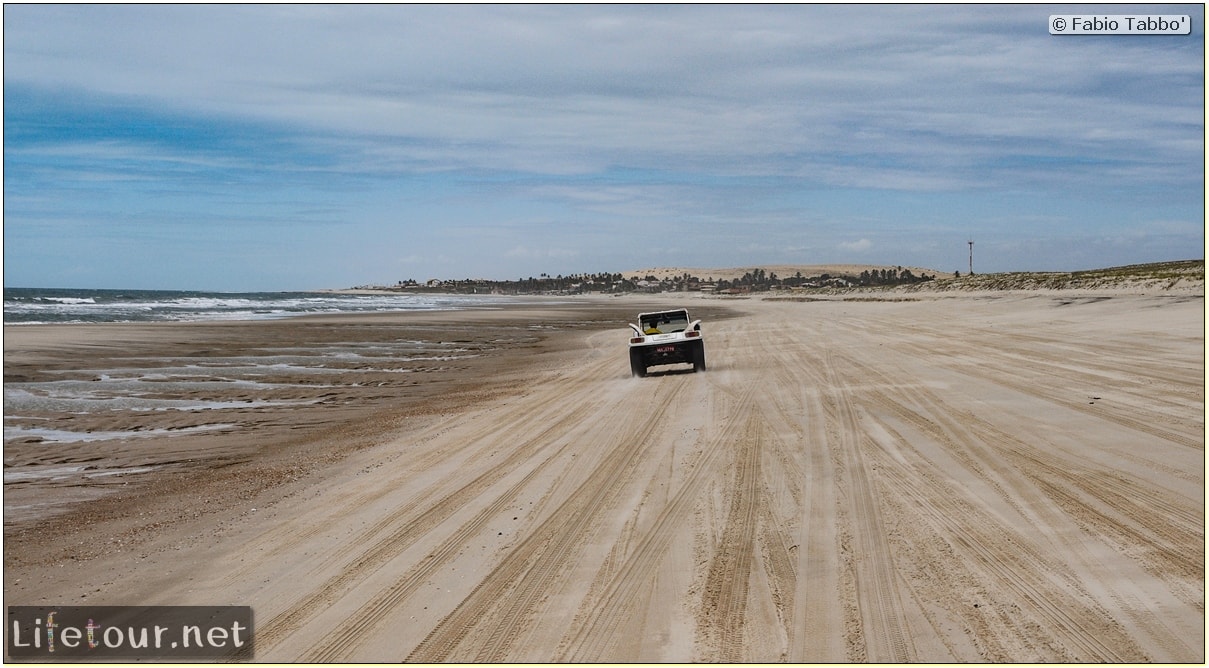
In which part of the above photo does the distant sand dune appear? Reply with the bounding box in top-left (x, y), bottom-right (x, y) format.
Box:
top-left (623, 264), bottom-right (944, 281)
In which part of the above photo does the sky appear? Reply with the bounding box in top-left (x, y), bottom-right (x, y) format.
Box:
top-left (4, 4), bottom-right (1205, 291)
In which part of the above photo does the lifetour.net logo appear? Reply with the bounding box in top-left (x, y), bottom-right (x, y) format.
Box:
top-left (7, 606), bottom-right (253, 660)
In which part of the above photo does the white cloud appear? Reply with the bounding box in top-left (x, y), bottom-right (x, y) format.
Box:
top-left (3, 4), bottom-right (1202, 288)
top-left (6, 5), bottom-right (1201, 189)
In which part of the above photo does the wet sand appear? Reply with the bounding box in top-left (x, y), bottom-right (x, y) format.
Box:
top-left (4, 291), bottom-right (1204, 661)
top-left (4, 299), bottom-right (705, 523)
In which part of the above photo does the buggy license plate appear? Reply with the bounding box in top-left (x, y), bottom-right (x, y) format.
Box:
top-left (656, 345), bottom-right (677, 353)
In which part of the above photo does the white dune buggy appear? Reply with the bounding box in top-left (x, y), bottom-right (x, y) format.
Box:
top-left (627, 308), bottom-right (705, 377)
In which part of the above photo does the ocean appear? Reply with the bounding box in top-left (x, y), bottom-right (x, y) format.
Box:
top-left (3, 288), bottom-right (513, 324)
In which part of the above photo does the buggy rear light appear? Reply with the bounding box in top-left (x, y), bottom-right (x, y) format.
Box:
top-left (685, 330), bottom-right (700, 338)
top-left (630, 337), bottom-right (645, 344)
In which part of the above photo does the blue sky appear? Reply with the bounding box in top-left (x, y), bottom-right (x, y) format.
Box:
top-left (4, 4), bottom-right (1204, 291)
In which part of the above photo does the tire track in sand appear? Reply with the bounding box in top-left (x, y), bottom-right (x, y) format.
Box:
top-left (244, 365), bottom-right (615, 659)
top-left (820, 349), bottom-right (915, 663)
top-left (216, 386), bottom-right (589, 591)
top-left (884, 318), bottom-right (1203, 451)
top-left (557, 379), bottom-right (762, 662)
top-left (399, 377), bottom-right (690, 662)
top-left (746, 323), bottom-right (846, 662)
top-left (870, 445), bottom-right (1145, 661)
top-left (848, 353), bottom-right (1188, 661)
top-left (857, 351), bottom-right (1203, 600)
top-left (695, 411), bottom-right (763, 661)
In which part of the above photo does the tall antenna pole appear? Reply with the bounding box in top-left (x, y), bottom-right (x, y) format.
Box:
top-left (968, 239), bottom-right (974, 276)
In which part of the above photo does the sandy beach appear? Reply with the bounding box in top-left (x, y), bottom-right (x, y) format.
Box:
top-left (4, 289), bottom-right (1204, 662)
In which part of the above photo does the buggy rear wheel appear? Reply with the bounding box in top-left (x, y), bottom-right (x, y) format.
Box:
top-left (630, 349), bottom-right (647, 377)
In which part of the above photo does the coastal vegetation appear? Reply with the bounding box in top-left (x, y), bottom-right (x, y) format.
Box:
top-left (351, 259), bottom-right (1203, 296)
top-left (359, 266), bottom-right (938, 295)
top-left (920, 259), bottom-right (1204, 291)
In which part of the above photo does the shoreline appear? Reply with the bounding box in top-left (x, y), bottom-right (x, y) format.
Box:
top-left (4, 295), bottom-right (740, 527)
top-left (3, 296), bottom-right (703, 520)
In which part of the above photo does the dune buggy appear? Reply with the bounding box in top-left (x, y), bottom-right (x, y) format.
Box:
top-left (627, 308), bottom-right (705, 377)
